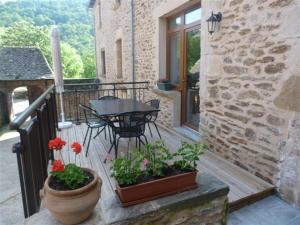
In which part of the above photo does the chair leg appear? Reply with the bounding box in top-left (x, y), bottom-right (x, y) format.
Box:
top-left (104, 127), bottom-right (107, 140)
top-left (147, 123), bottom-right (153, 137)
top-left (139, 137), bottom-right (145, 146)
top-left (142, 135), bottom-right (148, 144)
top-left (115, 136), bottom-right (120, 159)
top-left (104, 136), bottom-right (115, 163)
top-left (153, 122), bottom-right (162, 139)
top-left (135, 137), bottom-right (138, 148)
top-left (86, 128), bottom-right (93, 157)
top-left (138, 137), bottom-right (141, 150)
top-left (108, 126), bottom-right (112, 144)
top-left (93, 126), bottom-right (105, 139)
top-left (83, 127), bottom-right (90, 145)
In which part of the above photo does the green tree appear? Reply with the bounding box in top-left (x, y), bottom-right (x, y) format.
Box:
top-left (0, 21), bottom-right (84, 78)
top-left (0, 21), bottom-right (52, 64)
top-left (0, 0), bottom-right (96, 77)
top-left (61, 43), bottom-right (84, 78)
top-left (81, 50), bottom-right (96, 78)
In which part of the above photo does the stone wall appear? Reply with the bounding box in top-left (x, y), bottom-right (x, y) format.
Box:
top-left (113, 196), bottom-right (228, 225)
top-left (200, 0), bottom-right (300, 206)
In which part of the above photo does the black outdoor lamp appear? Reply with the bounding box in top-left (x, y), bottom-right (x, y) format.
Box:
top-left (206, 11), bottom-right (222, 35)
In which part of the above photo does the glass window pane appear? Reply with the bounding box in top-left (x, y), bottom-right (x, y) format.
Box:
top-left (185, 28), bottom-right (200, 127)
top-left (169, 16), bottom-right (181, 29)
top-left (169, 32), bottom-right (181, 85)
top-left (185, 8), bottom-right (201, 24)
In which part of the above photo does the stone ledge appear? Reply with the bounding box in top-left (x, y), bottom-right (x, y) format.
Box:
top-left (152, 87), bottom-right (180, 100)
top-left (25, 173), bottom-right (229, 225)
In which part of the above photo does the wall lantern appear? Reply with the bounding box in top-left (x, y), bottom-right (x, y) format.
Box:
top-left (206, 11), bottom-right (222, 35)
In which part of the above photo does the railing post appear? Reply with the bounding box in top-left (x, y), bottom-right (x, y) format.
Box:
top-left (75, 88), bottom-right (81, 125)
top-left (12, 142), bottom-right (29, 218)
top-left (113, 84), bottom-right (116, 97)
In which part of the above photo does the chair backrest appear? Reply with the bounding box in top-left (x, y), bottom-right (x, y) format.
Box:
top-left (146, 99), bottom-right (160, 120)
top-left (115, 111), bottom-right (149, 136)
top-left (146, 99), bottom-right (160, 109)
top-left (98, 95), bottom-right (120, 100)
top-left (79, 104), bottom-right (98, 124)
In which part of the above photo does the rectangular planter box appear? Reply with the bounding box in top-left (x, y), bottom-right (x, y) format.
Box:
top-left (157, 82), bottom-right (172, 91)
top-left (115, 171), bottom-right (198, 207)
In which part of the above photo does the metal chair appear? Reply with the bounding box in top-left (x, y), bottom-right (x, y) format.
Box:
top-left (79, 104), bottom-right (107, 157)
top-left (145, 99), bottom-right (161, 139)
top-left (97, 95), bottom-right (120, 142)
top-left (104, 111), bottom-right (149, 162)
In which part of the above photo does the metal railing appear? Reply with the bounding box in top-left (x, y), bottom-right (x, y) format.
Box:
top-left (60, 81), bottom-right (149, 123)
top-left (10, 81), bottom-right (149, 218)
top-left (10, 84), bottom-right (58, 218)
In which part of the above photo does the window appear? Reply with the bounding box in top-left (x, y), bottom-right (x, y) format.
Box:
top-left (101, 49), bottom-right (106, 77)
top-left (167, 5), bottom-right (201, 87)
top-left (116, 39), bottom-right (122, 78)
top-left (97, 0), bottom-right (102, 28)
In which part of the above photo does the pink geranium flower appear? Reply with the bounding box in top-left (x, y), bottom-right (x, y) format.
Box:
top-left (143, 158), bottom-right (149, 166)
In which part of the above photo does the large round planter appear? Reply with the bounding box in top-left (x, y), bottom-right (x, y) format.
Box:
top-left (40, 168), bottom-right (102, 225)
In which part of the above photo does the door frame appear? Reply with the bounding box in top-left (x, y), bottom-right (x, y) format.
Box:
top-left (166, 4), bottom-right (201, 128)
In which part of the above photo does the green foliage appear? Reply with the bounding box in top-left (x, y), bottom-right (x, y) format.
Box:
top-left (187, 31), bottom-right (200, 72)
top-left (0, 21), bottom-right (52, 64)
top-left (111, 155), bottom-right (142, 187)
top-left (143, 140), bottom-right (173, 177)
top-left (51, 163), bottom-right (87, 190)
top-left (61, 43), bottom-right (84, 78)
top-left (173, 142), bottom-right (207, 171)
top-left (81, 50), bottom-right (96, 78)
top-left (110, 141), bottom-right (207, 187)
top-left (0, 0), bottom-right (96, 77)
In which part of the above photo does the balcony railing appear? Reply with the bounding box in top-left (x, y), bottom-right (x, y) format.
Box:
top-left (9, 81), bottom-right (149, 218)
top-left (60, 81), bottom-right (149, 123)
top-left (10, 84), bottom-right (57, 218)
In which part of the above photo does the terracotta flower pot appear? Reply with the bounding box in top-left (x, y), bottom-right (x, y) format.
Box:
top-left (116, 171), bottom-right (197, 207)
top-left (40, 168), bottom-right (102, 225)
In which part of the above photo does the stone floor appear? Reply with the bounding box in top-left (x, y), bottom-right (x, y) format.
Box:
top-left (0, 126), bottom-right (299, 225)
top-left (0, 127), bottom-right (23, 225)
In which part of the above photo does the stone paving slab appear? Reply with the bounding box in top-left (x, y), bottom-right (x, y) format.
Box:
top-left (0, 129), bottom-right (24, 225)
top-left (228, 196), bottom-right (300, 225)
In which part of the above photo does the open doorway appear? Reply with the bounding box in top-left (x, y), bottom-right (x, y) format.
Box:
top-left (12, 87), bottom-right (29, 120)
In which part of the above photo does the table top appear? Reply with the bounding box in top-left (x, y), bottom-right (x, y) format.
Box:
top-left (90, 99), bottom-right (159, 116)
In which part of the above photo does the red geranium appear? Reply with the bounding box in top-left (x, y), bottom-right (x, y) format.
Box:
top-left (48, 137), bottom-right (66, 151)
top-left (52, 160), bottom-right (64, 172)
top-left (71, 142), bottom-right (82, 155)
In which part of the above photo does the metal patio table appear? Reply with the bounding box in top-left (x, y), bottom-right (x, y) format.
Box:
top-left (89, 99), bottom-right (159, 161)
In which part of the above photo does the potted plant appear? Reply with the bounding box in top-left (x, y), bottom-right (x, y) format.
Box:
top-left (40, 137), bottom-right (102, 225)
top-left (157, 78), bottom-right (172, 91)
top-left (110, 141), bottom-right (207, 206)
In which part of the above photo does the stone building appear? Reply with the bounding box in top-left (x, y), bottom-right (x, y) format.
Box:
top-left (89, 0), bottom-right (300, 207)
top-left (0, 47), bottom-right (53, 127)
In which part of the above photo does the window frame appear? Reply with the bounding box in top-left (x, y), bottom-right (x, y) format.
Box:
top-left (116, 39), bottom-right (123, 78)
top-left (100, 49), bottom-right (106, 77)
top-left (166, 3), bottom-right (201, 89)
